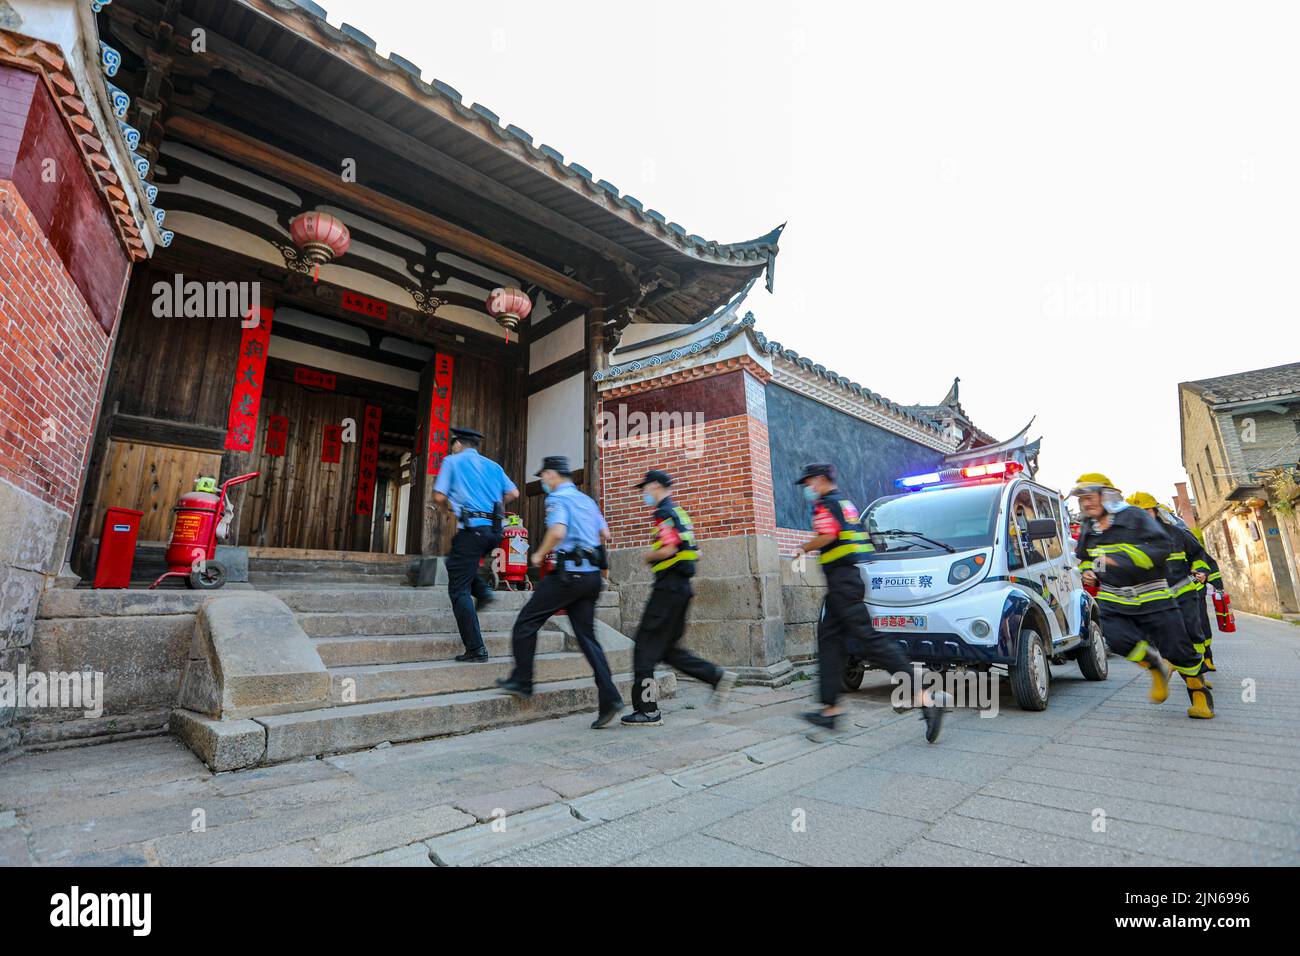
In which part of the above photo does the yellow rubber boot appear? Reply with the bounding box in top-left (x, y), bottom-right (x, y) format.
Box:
top-left (1137, 654), bottom-right (1171, 704)
top-left (1185, 676), bottom-right (1215, 719)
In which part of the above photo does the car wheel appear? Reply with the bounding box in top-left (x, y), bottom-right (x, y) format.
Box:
top-left (1010, 627), bottom-right (1050, 711)
top-left (842, 658), bottom-right (866, 692)
top-left (1076, 617), bottom-right (1109, 682)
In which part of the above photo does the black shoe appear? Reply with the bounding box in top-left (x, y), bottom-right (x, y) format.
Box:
top-left (455, 650), bottom-right (489, 663)
top-left (621, 710), bottom-right (663, 727)
top-left (921, 692), bottom-right (952, 744)
top-left (800, 710), bottom-right (839, 730)
top-left (591, 701), bottom-right (625, 729)
top-left (476, 591), bottom-right (496, 612)
top-left (495, 677), bottom-right (532, 699)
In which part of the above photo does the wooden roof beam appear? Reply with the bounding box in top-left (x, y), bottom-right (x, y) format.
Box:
top-left (165, 110), bottom-right (600, 308)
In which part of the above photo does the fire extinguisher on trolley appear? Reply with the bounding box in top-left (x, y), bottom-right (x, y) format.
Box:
top-left (1212, 589), bottom-right (1237, 633)
top-left (500, 514), bottom-right (531, 590)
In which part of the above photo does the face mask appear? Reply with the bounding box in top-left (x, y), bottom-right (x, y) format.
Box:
top-left (1101, 490), bottom-right (1125, 514)
top-left (541, 480), bottom-right (553, 495)
top-left (642, 492), bottom-right (656, 507)
top-left (803, 485), bottom-right (819, 503)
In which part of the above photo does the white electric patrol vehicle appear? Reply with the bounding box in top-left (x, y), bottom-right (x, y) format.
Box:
top-left (841, 460), bottom-right (1106, 711)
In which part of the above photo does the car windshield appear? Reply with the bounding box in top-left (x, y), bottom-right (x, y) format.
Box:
top-left (863, 483), bottom-right (1003, 554)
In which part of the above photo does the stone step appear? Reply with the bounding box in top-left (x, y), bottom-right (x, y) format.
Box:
top-left (297, 608), bottom-right (531, 638)
top-left (252, 671), bottom-right (677, 764)
top-left (327, 649), bottom-right (634, 704)
top-left (313, 631), bottom-right (565, 667)
top-left (249, 571), bottom-right (412, 587)
top-left (273, 586), bottom-right (619, 614)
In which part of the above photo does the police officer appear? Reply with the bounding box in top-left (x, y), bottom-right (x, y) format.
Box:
top-left (1071, 474), bottom-right (1212, 719)
top-left (432, 427), bottom-right (518, 663)
top-left (1126, 492), bottom-right (1214, 685)
top-left (622, 470), bottom-right (737, 727)
top-left (496, 456), bottom-right (624, 729)
top-left (794, 463), bottom-right (948, 741)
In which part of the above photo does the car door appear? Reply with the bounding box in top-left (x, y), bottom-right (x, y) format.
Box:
top-left (1031, 488), bottom-right (1073, 640)
top-left (1007, 486), bottom-right (1068, 640)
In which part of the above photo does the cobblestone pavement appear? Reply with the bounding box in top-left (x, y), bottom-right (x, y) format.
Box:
top-left (1, 612), bottom-right (1297, 867)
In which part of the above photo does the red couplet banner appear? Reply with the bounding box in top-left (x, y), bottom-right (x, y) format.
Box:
top-left (426, 354), bottom-right (454, 477)
top-left (356, 405), bottom-right (382, 515)
top-left (294, 367), bottom-right (336, 390)
top-left (224, 307), bottom-right (273, 452)
top-left (321, 424), bottom-right (343, 464)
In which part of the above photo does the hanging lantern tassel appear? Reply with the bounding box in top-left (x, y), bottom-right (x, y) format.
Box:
top-left (485, 287), bottom-right (532, 343)
top-left (289, 211), bottom-right (351, 283)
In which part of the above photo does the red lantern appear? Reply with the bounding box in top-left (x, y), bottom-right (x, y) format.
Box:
top-left (290, 211), bottom-right (351, 269)
top-left (486, 287), bottom-right (532, 336)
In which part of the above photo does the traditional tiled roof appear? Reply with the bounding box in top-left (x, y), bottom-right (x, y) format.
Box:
top-left (236, 0), bottom-right (783, 271)
top-left (1182, 361), bottom-right (1300, 406)
top-left (0, 28), bottom-right (147, 260)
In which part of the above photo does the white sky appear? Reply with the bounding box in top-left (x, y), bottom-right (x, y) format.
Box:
top-left (323, 0), bottom-right (1296, 501)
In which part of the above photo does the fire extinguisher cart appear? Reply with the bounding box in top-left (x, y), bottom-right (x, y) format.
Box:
top-left (150, 472), bottom-right (259, 590)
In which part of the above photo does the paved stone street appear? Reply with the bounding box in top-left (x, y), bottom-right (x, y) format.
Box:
top-left (1, 612), bottom-right (1297, 867)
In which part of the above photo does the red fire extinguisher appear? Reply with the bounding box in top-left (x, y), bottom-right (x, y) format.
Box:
top-left (150, 472), bottom-right (258, 590)
top-left (500, 514), bottom-right (530, 590)
top-left (1212, 590), bottom-right (1236, 633)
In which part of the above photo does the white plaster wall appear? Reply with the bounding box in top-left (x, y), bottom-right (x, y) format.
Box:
top-left (268, 334), bottom-right (420, 392)
top-left (528, 316), bottom-right (584, 374)
top-left (527, 373), bottom-right (586, 473)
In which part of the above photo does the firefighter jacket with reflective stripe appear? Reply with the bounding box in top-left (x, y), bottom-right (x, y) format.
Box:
top-left (1162, 523), bottom-right (1209, 598)
top-left (1074, 505), bottom-right (1175, 615)
top-left (811, 491), bottom-right (874, 568)
top-left (1193, 547), bottom-right (1222, 591)
top-left (650, 497), bottom-right (698, 578)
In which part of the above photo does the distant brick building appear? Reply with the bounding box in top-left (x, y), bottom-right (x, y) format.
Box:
top-left (1179, 362), bottom-right (1300, 617)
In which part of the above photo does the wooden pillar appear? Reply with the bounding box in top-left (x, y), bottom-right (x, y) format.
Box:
top-left (584, 303), bottom-right (606, 501)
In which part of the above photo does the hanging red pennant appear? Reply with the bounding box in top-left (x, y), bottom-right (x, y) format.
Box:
top-left (223, 307), bottom-right (273, 452)
top-left (321, 424), bottom-right (343, 464)
top-left (266, 415), bottom-right (289, 457)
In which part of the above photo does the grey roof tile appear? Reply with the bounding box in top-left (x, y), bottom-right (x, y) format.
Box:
top-left (1185, 361), bottom-right (1300, 405)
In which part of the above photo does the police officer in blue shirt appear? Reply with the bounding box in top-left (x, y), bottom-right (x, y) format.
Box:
top-left (496, 456), bottom-right (624, 728)
top-left (432, 427), bottom-right (519, 662)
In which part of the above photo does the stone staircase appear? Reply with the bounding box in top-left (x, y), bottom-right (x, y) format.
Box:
top-left (178, 585), bottom-right (673, 769)
top-left (27, 582), bottom-right (674, 770)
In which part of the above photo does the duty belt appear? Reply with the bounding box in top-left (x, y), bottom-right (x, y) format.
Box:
top-left (1097, 579), bottom-right (1172, 606)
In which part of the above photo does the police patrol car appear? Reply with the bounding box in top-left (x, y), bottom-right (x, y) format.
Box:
top-left (842, 460), bottom-right (1106, 711)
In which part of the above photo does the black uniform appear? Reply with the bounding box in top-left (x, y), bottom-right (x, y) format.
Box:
top-left (1074, 506), bottom-right (1202, 677)
top-left (1193, 549), bottom-right (1224, 666)
top-left (1159, 518), bottom-right (1212, 662)
top-left (811, 490), bottom-right (913, 709)
top-left (629, 498), bottom-right (724, 715)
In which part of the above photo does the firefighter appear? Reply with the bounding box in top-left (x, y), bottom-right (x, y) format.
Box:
top-left (1126, 492), bottom-right (1214, 686)
top-left (621, 470), bottom-right (737, 727)
top-left (1071, 474), bottom-right (1213, 719)
top-left (432, 427), bottom-right (518, 663)
top-left (496, 456), bottom-right (624, 729)
top-left (794, 463), bottom-right (949, 742)
top-left (1193, 545), bottom-right (1224, 672)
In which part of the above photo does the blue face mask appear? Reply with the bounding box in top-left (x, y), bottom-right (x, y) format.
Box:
top-left (803, 485), bottom-right (819, 503)
top-left (541, 479), bottom-right (553, 495)
top-left (642, 492), bottom-right (656, 507)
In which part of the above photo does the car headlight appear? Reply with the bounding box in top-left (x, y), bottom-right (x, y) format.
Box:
top-left (948, 555), bottom-right (985, 584)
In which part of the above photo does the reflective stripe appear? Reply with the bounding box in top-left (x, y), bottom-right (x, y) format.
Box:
top-left (1079, 559), bottom-right (1094, 571)
top-left (651, 505), bottom-right (699, 574)
top-left (819, 530), bottom-right (874, 565)
top-left (1169, 551), bottom-right (1186, 561)
top-left (1125, 640), bottom-right (1150, 663)
top-left (1097, 580), bottom-right (1173, 606)
top-left (652, 549), bottom-right (699, 573)
top-left (1089, 543), bottom-right (1155, 570)
top-left (1170, 576), bottom-right (1197, 597)
top-left (1191, 559), bottom-right (1211, 572)
top-left (1207, 571), bottom-right (1222, 582)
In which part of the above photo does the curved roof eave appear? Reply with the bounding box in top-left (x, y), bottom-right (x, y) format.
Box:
top-left (242, 0), bottom-right (783, 272)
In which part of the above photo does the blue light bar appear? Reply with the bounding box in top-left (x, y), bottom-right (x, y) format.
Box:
top-left (897, 472), bottom-right (942, 489)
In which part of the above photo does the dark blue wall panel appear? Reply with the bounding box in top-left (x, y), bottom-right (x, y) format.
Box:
top-left (766, 384), bottom-right (946, 530)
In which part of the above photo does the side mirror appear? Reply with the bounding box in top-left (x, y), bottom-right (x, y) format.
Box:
top-left (1025, 519), bottom-right (1058, 542)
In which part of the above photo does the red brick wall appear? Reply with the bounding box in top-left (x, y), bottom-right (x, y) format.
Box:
top-left (0, 184), bottom-right (112, 513)
top-left (0, 64), bottom-right (128, 517)
top-left (598, 359), bottom-right (777, 548)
